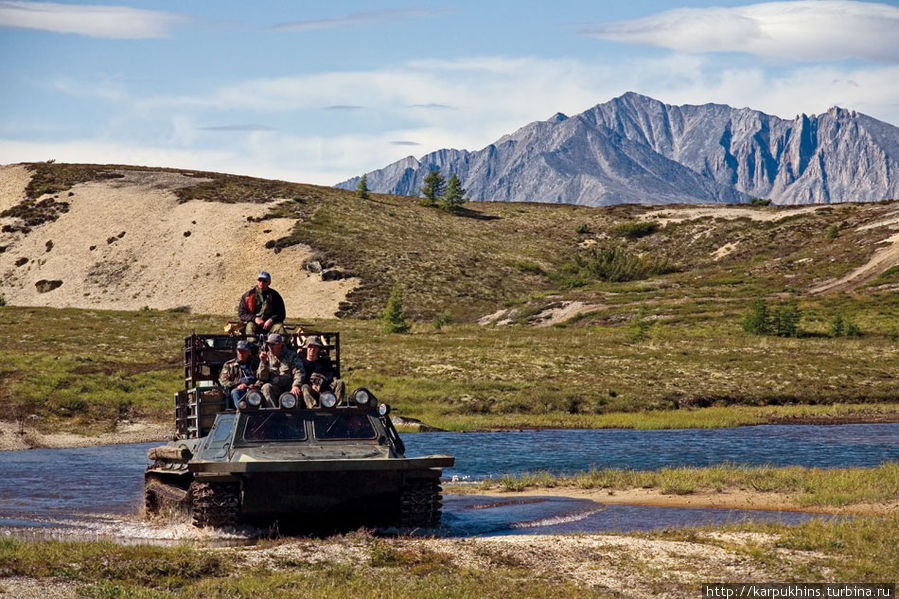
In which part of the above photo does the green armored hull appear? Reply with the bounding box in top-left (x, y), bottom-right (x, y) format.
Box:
top-left (144, 331), bottom-right (454, 529)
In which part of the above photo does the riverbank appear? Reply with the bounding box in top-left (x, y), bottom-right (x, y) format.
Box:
top-left (446, 462), bottom-right (899, 516)
top-left (4, 407), bottom-right (899, 451)
top-left (0, 420), bottom-right (168, 451)
top-left (460, 486), bottom-right (898, 516)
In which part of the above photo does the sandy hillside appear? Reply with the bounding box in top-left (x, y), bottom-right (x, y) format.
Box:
top-left (0, 164), bottom-right (357, 319)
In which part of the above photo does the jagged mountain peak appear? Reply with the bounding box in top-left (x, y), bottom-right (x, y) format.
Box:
top-left (336, 94), bottom-right (899, 206)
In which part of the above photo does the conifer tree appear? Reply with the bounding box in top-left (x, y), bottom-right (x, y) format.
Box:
top-left (419, 169), bottom-right (445, 206)
top-left (439, 173), bottom-right (468, 211)
top-left (381, 284), bottom-right (411, 334)
top-left (355, 174), bottom-right (369, 199)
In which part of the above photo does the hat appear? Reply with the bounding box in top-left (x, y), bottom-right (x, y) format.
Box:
top-left (266, 332), bottom-right (283, 344)
top-left (303, 335), bottom-right (324, 348)
top-left (257, 271), bottom-right (271, 282)
top-left (236, 340), bottom-right (252, 351)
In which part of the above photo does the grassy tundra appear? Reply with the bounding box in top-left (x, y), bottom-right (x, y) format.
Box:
top-left (2, 163), bottom-right (899, 434)
top-left (2, 304), bottom-right (898, 435)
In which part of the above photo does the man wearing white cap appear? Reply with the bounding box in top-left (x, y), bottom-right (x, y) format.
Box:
top-left (237, 271), bottom-right (286, 342)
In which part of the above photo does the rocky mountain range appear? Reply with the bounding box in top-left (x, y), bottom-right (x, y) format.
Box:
top-left (336, 92), bottom-right (899, 206)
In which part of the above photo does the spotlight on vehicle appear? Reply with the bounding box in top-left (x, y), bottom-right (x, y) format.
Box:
top-left (378, 403), bottom-right (390, 416)
top-left (320, 391), bottom-right (338, 408)
top-left (245, 390), bottom-right (263, 408)
top-left (352, 387), bottom-right (373, 406)
top-left (279, 392), bottom-right (298, 409)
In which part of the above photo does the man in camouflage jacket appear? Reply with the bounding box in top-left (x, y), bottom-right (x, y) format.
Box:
top-left (238, 271), bottom-right (286, 342)
top-left (256, 332), bottom-right (305, 408)
top-left (219, 340), bottom-right (260, 409)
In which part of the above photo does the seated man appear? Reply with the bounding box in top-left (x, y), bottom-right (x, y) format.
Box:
top-left (237, 271), bottom-right (286, 343)
top-left (256, 332), bottom-right (305, 408)
top-left (218, 340), bottom-right (259, 409)
top-left (300, 336), bottom-right (346, 408)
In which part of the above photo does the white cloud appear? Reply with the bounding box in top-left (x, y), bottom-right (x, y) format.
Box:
top-left (580, 1), bottom-right (899, 63)
top-left (18, 55), bottom-right (899, 185)
top-left (0, 1), bottom-right (189, 38)
top-left (269, 8), bottom-right (450, 31)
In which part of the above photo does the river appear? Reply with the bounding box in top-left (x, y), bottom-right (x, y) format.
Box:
top-left (1, 423), bottom-right (896, 541)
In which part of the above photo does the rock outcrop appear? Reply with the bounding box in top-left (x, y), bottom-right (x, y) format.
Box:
top-left (337, 93), bottom-right (899, 206)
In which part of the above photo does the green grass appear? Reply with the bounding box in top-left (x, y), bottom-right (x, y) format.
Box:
top-left (460, 463), bottom-right (899, 508)
top-left (5, 163), bottom-right (899, 434)
top-left (3, 304), bottom-right (899, 434)
top-left (0, 537), bottom-right (597, 599)
top-left (642, 514), bottom-right (899, 582)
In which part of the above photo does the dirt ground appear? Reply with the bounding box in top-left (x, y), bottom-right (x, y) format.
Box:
top-left (0, 164), bottom-right (357, 318)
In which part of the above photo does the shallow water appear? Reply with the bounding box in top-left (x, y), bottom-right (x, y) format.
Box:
top-left (407, 423), bottom-right (899, 479)
top-left (1, 423), bottom-right (892, 542)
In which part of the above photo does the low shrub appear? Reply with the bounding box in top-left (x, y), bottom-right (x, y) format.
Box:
top-left (557, 246), bottom-right (676, 285)
top-left (432, 311), bottom-right (452, 331)
top-left (611, 220), bottom-right (659, 240)
top-left (514, 260), bottom-right (544, 275)
top-left (830, 313), bottom-right (861, 338)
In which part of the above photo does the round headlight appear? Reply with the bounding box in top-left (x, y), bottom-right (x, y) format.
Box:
top-left (279, 392), bottom-right (297, 409)
top-left (245, 390), bottom-right (263, 407)
top-left (320, 391), bottom-right (338, 408)
top-left (353, 388), bottom-right (370, 406)
top-left (378, 403), bottom-right (390, 416)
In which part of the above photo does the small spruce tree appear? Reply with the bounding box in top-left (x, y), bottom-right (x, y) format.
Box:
top-left (381, 284), bottom-right (411, 334)
top-left (771, 300), bottom-right (801, 337)
top-left (355, 174), bottom-right (370, 199)
top-left (439, 173), bottom-right (468, 212)
top-left (741, 298), bottom-right (771, 335)
top-left (419, 169), bottom-right (446, 206)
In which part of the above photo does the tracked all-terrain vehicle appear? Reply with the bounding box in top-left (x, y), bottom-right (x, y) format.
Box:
top-left (145, 329), bottom-right (454, 529)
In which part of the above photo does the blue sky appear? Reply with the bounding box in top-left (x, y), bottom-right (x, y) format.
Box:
top-left (1, 0), bottom-right (898, 185)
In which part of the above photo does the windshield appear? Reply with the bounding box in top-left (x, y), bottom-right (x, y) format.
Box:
top-left (312, 413), bottom-right (376, 440)
top-left (242, 412), bottom-right (307, 442)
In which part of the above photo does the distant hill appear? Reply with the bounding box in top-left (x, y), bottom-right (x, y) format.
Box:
top-left (337, 92), bottom-right (899, 206)
top-left (3, 161), bottom-right (899, 323)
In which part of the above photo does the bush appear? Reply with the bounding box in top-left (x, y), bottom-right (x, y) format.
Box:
top-left (433, 311), bottom-right (452, 331)
top-left (559, 246), bottom-right (676, 285)
top-left (827, 224), bottom-right (839, 240)
top-left (575, 224), bottom-right (591, 235)
top-left (830, 313), bottom-right (861, 338)
top-left (0, 294), bottom-right (5, 307)
top-left (627, 305), bottom-right (652, 342)
top-left (611, 220), bottom-right (659, 240)
top-left (381, 284), bottom-right (410, 334)
top-left (514, 260), bottom-right (543, 275)
top-left (750, 197), bottom-right (773, 206)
